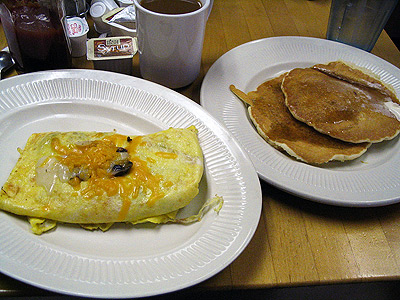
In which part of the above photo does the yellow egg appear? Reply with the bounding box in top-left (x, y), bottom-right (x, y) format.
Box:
top-left (0, 126), bottom-right (206, 234)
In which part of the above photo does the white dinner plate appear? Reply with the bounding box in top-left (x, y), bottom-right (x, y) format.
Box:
top-left (200, 36), bottom-right (400, 207)
top-left (0, 70), bottom-right (262, 298)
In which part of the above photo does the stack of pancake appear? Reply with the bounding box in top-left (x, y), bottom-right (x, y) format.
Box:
top-left (230, 61), bottom-right (400, 164)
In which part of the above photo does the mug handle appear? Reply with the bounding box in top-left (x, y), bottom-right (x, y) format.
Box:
top-left (207, 0), bottom-right (213, 20)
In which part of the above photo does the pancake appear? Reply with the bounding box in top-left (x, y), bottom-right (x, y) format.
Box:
top-left (313, 61), bottom-right (399, 102)
top-left (230, 75), bottom-right (370, 164)
top-left (0, 127), bottom-right (221, 234)
top-left (281, 62), bottom-right (400, 143)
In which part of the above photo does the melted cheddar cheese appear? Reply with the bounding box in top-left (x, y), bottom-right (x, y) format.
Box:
top-left (49, 134), bottom-right (167, 220)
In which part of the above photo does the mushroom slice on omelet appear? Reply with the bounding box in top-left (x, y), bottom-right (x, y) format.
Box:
top-left (0, 126), bottom-right (222, 234)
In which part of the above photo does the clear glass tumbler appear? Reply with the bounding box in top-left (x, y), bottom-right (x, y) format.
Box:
top-left (327, 0), bottom-right (399, 52)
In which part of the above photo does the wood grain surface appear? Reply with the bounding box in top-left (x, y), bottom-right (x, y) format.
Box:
top-left (1, 0), bottom-right (400, 295)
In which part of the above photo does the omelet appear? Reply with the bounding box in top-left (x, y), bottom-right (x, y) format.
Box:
top-left (0, 126), bottom-right (215, 234)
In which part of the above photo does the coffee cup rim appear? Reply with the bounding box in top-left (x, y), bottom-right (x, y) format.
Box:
top-left (132, 0), bottom-right (210, 17)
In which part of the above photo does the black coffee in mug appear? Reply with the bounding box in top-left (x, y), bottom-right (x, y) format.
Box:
top-left (140, 0), bottom-right (202, 14)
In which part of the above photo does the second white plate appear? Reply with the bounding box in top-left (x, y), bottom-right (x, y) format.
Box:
top-left (201, 36), bottom-right (400, 207)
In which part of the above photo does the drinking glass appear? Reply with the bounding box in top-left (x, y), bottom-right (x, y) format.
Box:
top-left (327, 0), bottom-right (399, 52)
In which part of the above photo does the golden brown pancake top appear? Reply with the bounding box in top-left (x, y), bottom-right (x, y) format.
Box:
top-left (281, 65), bottom-right (400, 143)
top-left (313, 61), bottom-right (399, 102)
top-left (231, 75), bottom-right (370, 164)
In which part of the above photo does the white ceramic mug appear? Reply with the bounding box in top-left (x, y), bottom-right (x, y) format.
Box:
top-left (133, 0), bottom-right (212, 89)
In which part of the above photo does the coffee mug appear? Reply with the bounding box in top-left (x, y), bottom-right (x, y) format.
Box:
top-left (133, 0), bottom-right (212, 89)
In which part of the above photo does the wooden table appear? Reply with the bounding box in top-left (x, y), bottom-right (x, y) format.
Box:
top-left (2, 0), bottom-right (400, 297)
